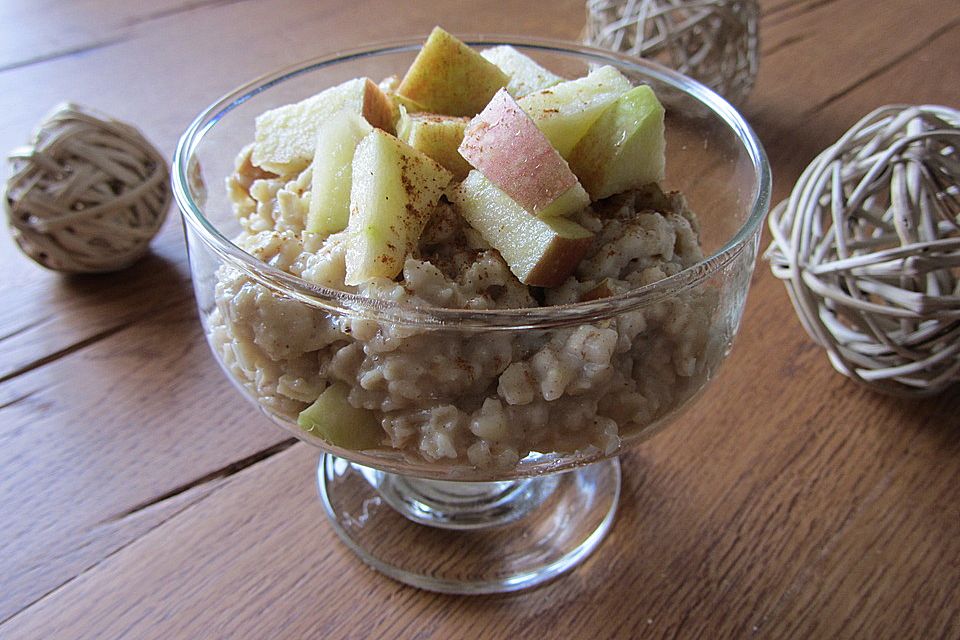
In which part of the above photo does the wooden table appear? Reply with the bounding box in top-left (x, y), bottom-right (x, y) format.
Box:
top-left (1, 1), bottom-right (957, 638)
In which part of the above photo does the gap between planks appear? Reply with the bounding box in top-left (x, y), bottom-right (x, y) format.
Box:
top-left (0, 38), bottom-right (128, 75)
top-left (100, 438), bottom-right (298, 524)
top-left (0, 289), bottom-right (193, 387)
top-left (763, 0), bottom-right (843, 25)
top-left (761, 32), bottom-right (812, 57)
top-left (0, 321), bottom-right (137, 385)
top-left (0, 0), bottom-right (253, 75)
top-left (0, 437), bottom-right (299, 629)
top-left (0, 487), bottom-right (212, 628)
top-left (802, 17), bottom-right (960, 116)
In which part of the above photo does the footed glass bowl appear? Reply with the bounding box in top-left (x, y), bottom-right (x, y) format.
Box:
top-left (173, 37), bottom-right (770, 594)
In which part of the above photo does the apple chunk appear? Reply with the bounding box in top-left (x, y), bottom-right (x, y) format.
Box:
top-left (396, 107), bottom-right (472, 179)
top-left (396, 27), bottom-right (509, 117)
top-left (481, 45), bottom-right (563, 97)
top-left (307, 111), bottom-right (372, 235)
top-left (459, 88), bottom-right (589, 218)
top-left (518, 65), bottom-right (632, 158)
top-left (251, 78), bottom-right (395, 175)
top-left (298, 382), bottom-right (382, 450)
top-left (377, 75), bottom-right (426, 115)
top-left (344, 129), bottom-right (453, 285)
top-left (252, 77), bottom-right (394, 175)
top-left (569, 85), bottom-right (665, 199)
top-left (453, 171), bottom-right (593, 287)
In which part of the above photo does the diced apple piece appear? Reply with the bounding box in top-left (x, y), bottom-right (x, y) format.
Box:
top-left (396, 107), bottom-right (472, 179)
top-left (459, 89), bottom-right (589, 218)
top-left (378, 75), bottom-right (426, 115)
top-left (298, 382), bottom-right (382, 450)
top-left (396, 27), bottom-right (509, 117)
top-left (481, 45), bottom-right (563, 97)
top-left (569, 85), bottom-right (665, 199)
top-left (307, 112), bottom-right (372, 235)
top-left (344, 129), bottom-right (453, 285)
top-left (453, 171), bottom-right (593, 287)
top-left (390, 92), bottom-right (427, 114)
top-left (518, 65), bottom-right (632, 157)
top-left (378, 75), bottom-right (400, 93)
top-left (252, 77), bottom-right (394, 174)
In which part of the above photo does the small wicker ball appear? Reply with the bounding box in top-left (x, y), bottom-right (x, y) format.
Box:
top-left (4, 103), bottom-right (170, 273)
top-left (767, 105), bottom-right (960, 397)
top-left (583, 0), bottom-right (759, 106)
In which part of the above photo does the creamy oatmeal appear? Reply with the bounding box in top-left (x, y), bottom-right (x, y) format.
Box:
top-left (202, 32), bottom-right (720, 470)
top-left (208, 145), bottom-right (716, 469)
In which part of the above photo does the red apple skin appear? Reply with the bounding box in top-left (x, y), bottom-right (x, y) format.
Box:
top-left (458, 88), bottom-right (583, 217)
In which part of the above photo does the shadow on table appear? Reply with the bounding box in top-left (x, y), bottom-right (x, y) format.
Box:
top-left (870, 386), bottom-right (960, 447)
top-left (57, 250), bottom-right (190, 301)
top-left (427, 456), bottom-right (717, 637)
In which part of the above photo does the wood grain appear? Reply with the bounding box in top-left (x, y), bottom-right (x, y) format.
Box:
top-left (0, 298), bottom-right (293, 622)
top-left (1, 0), bottom-right (958, 638)
top-left (0, 1), bottom-right (212, 71)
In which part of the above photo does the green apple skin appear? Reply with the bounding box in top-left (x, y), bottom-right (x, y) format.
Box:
top-left (569, 85), bottom-right (666, 200)
top-left (396, 27), bottom-right (509, 117)
top-left (517, 65), bottom-right (632, 158)
top-left (298, 382), bottom-right (382, 450)
top-left (307, 112), bottom-right (373, 235)
top-left (253, 77), bottom-right (394, 175)
top-left (344, 129), bottom-right (453, 285)
top-left (452, 171), bottom-right (594, 287)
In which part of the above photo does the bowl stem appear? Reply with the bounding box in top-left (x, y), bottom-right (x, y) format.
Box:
top-left (318, 454), bottom-right (621, 594)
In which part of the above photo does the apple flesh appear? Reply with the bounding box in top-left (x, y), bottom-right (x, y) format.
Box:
top-left (459, 88), bottom-right (589, 218)
top-left (396, 107), bottom-right (472, 179)
top-left (307, 111), bottom-right (372, 235)
top-left (518, 65), bottom-right (632, 158)
top-left (252, 77), bottom-right (394, 175)
top-left (569, 85), bottom-right (665, 200)
top-left (452, 171), bottom-right (593, 287)
top-left (481, 45), bottom-right (563, 97)
top-left (378, 74), bottom-right (426, 115)
top-left (344, 129), bottom-right (453, 285)
top-left (298, 382), bottom-right (382, 450)
top-left (396, 27), bottom-right (509, 117)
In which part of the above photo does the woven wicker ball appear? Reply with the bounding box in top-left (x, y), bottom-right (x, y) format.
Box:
top-left (583, 0), bottom-right (759, 106)
top-left (767, 105), bottom-right (960, 397)
top-left (4, 103), bottom-right (170, 273)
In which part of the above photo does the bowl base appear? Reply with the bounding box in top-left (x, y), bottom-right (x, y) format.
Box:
top-left (318, 454), bottom-right (621, 594)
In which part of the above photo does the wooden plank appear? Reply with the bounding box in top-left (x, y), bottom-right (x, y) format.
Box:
top-left (0, 248), bottom-right (191, 382)
top-left (0, 0), bottom-right (238, 71)
top-left (0, 300), bottom-right (292, 622)
top-left (749, 0), bottom-right (960, 195)
top-left (1, 336), bottom-right (956, 637)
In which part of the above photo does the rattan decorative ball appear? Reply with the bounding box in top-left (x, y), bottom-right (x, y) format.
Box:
top-left (4, 103), bottom-right (170, 273)
top-left (767, 105), bottom-right (960, 397)
top-left (583, 0), bottom-right (759, 105)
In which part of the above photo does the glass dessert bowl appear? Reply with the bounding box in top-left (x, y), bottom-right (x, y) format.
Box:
top-left (173, 36), bottom-right (770, 594)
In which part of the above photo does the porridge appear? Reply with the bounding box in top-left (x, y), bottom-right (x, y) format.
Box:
top-left (205, 28), bottom-right (717, 470)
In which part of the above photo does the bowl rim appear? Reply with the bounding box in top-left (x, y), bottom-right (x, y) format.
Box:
top-left (172, 35), bottom-right (771, 330)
